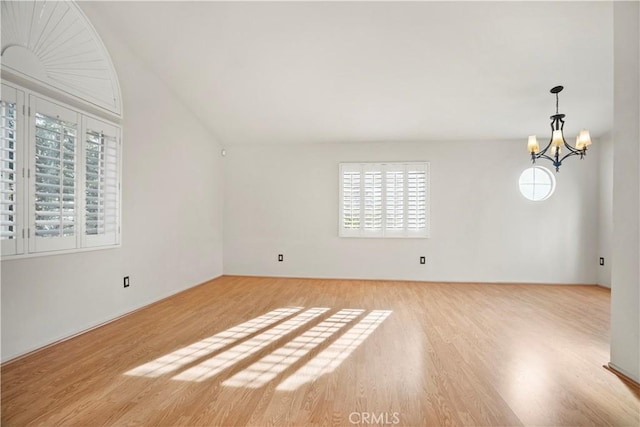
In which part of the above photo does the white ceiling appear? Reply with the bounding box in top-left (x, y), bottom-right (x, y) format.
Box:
top-left (79, 1), bottom-right (613, 146)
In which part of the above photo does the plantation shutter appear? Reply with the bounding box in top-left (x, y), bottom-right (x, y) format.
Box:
top-left (0, 85), bottom-right (24, 256)
top-left (384, 165), bottom-right (404, 236)
top-left (29, 96), bottom-right (79, 253)
top-left (407, 164), bottom-right (428, 236)
top-left (1, 83), bottom-right (123, 259)
top-left (339, 162), bottom-right (429, 238)
top-left (339, 163), bottom-right (361, 237)
top-left (363, 166), bottom-right (383, 236)
top-left (83, 117), bottom-right (120, 247)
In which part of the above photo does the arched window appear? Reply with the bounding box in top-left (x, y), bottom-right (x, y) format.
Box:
top-left (1, 1), bottom-right (122, 258)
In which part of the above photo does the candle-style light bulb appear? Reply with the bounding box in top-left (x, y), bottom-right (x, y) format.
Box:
top-left (527, 135), bottom-right (540, 154)
top-left (551, 130), bottom-right (564, 148)
top-left (576, 129), bottom-right (591, 150)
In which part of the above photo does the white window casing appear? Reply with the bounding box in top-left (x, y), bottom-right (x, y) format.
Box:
top-left (518, 166), bottom-right (556, 201)
top-left (339, 162), bottom-right (430, 238)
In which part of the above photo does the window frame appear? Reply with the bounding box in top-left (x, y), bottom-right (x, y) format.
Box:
top-left (339, 162), bottom-right (430, 239)
top-left (1, 82), bottom-right (122, 260)
top-left (518, 166), bottom-right (556, 202)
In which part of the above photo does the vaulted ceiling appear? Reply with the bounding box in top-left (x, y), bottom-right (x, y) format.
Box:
top-left (79, 1), bottom-right (613, 146)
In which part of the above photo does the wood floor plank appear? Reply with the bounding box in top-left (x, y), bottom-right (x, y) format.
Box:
top-left (2, 276), bottom-right (638, 426)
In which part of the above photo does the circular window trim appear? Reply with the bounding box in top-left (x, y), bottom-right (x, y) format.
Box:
top-left (518, 166), bottom-right (556, 201)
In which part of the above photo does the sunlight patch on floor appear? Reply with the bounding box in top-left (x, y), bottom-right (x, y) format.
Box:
top-left (171, 307), bottom-right (329, 382)
top-left (222, 309), bottom-right (365, 388)
top-left (276, 309), bottom-right (392, 391)
top-left (124, 306), bottom-right (392, 390)
top-left (124, 307), bottom-right (303, 378)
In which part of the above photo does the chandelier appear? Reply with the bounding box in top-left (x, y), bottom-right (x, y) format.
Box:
top-left (527, 85), bottom-right (591, 172)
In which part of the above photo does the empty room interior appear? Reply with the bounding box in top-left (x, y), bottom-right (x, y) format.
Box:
top-left (1, 1), bottom-right (639, 426)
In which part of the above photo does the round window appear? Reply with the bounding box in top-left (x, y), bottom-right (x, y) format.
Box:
top-left (518, 166), bottom-right (556, 201)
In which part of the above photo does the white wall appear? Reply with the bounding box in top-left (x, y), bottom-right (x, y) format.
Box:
top-left (598, 133), bottom-right (613, 288)
top-left (224, 140), bottom-right (600, 284)
top-left (610, 0), bottom-right (640, 383)
top-left (0, 9), bottom-right (224, 362)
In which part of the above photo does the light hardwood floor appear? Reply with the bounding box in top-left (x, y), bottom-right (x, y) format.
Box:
top-left (2, 276), bottom-right (639, 426)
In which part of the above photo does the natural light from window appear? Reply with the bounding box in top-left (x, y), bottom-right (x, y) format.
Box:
top-left (171, 308), bottom-right (329, 382)
top-left (519, 166), bottom-right (556, 201)
top-left (276, 310), bottom-right (392, 391)
top-left (124, 307), bottom-right (302, 378)
top-left (222, 309), bottom-right (365, 388)
top-left (124, 306), bottom-right (391, 390)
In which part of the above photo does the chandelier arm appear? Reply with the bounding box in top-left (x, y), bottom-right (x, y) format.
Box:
top-left (562, 142), bottom-right (581, 155)
top-left (530, 150), bottom-right (561, 172)
top-left (534, 153), bottom-right (556, 163)
top-left (559, 150), bottom-right (582, 164)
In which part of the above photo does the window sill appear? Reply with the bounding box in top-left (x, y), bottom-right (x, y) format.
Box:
top-left (1, 243), bottom-right (121, 261)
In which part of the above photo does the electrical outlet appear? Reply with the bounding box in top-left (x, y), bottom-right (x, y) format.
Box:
top-left (278, 254), bottom-right (283, 262)
top-left (124, 276), bottom-right (130, 288)
top-left (420, 256), bottom-right (426, 265)
top-left (599, 257), bottom-right (605, 266)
